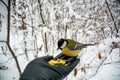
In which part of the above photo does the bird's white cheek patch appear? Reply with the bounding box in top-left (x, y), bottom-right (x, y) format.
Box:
top-left (60, 41), bottom-right (67, 48)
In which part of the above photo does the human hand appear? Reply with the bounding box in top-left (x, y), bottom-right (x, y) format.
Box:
top-left (19, 54), bottom-right (79, 80)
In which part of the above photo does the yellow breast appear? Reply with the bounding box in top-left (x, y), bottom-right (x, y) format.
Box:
top-left (62, 47), bottom-right (80, 57)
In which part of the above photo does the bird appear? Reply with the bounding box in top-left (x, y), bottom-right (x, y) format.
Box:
top-left (57, 38), bottom-right (96, 57)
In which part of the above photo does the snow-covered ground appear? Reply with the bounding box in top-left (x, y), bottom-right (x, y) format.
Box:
top-left (0, 0), bottom-right (120, 80)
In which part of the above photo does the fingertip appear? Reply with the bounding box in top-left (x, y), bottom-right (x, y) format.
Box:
top-left (44, 56), bottom-right (53, 61)
top-left (74, 58), bottom-right (80, 63)
top-left (67, 58), bottom-right (80, 68)
top-left (47, 56), bottom-right (53, 59)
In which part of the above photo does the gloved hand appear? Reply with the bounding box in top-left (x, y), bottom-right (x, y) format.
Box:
top-left (19, 54), bottom-right (80, 80)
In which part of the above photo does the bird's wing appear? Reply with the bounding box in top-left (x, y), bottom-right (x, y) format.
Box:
top-left (74, 43), bottom-right (86, 50)
top-left (75, 43), bottom-right (95, 50)
top-left (67, 43), bottom-right (85, 50)
top-left (64, 39), bottom-right (77, 50)
top-left (67, 44), bottom-right (76, 50)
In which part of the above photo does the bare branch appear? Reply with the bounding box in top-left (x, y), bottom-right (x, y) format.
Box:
top-left (105, 0), bottom-right (118, 34)
top-left (7, 43), bottom-right (22, 75)
top-left (0, 0), bottom-right (8, 9)
top-left (0, 66), bottom-right (8, 70)
top-left (86, 61), bottom-right (120, 68)
top-left (38, 0), bottom-right (45, 24)
top-left (7, 0), bottom-right (22, 76)
top-left (0, 41), bottom-right (7, 42)
top-left (42, 32), bottom-right (48, 53)
top-left (65, 25), bottom-right (68, 38)
top-left (88, 48), bottom-right (114, 79)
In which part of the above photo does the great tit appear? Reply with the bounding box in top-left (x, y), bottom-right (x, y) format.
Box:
top-left (48, 38), bottom-right (97, 66)
top-left (57, 38), bottom-right (95, 57)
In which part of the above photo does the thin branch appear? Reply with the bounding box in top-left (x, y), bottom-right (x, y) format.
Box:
top-left (65, 25), bottom-right (68, 38)
top-left (7, 0), bottom-right (22, 76)
top-left (44, 33), bottom-right (48, 53)
top-left (88, 48), bottom-right (114, 79)
top-left (38, 0), bottom-right (45, 24)
top-left (0, 41), bottom-right (7, 42)
top-left (0, 66), bottom-right (8, 70)
top-left (42, 32), bottom-right (48, 53)
top-left (7, 43), bottom-right (22, 75)
top-left (23, 32), bottom-right (29, 60)
top-left (103, 61), bottom-right (120, 65)
top-left (0, 0), bottom-right (8, 9)
top-left (105, 0), bottom-right (118, 34)
top-left (86, 60), bottom-right (120, 68)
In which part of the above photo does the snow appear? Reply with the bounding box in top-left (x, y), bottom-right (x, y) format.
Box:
top-left (64, 37), bottom-right (120, 80)
top-left (0, 0), bottom-right (120, 80)
top-left (89, 64), bottom-right (120, 80)
top-left (0, 2), bottom-right (7, 41)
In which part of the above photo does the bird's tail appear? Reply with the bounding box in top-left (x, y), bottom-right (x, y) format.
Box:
top-left (74, 43), bottom-right (97, 50)
top-left (84, 44), bottom-right (95, 46)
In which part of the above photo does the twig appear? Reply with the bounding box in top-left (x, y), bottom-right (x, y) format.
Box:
top-left (103, 61), bottom-right (120, 65)
top-left (42, 33), bottom-right (48, 53)
top-left (0, 41), bottom-right (7, 42)
top-left (0, 0), bottom-right (8, 9)
top-left (86, 60), bottom-right (120, 68)
top-left (105, 0), bottom-right (118, 34)
top-left (7, 0), bottom-right (22, 76)
top-left (38, 0), bottom-right (45, 24)
top-left (7, 43), bottom-right (22, 75)
top-left (23, 32), bottom-right (29, 60)
top-left (88, 48), bottom-right (114, 79)
top-left (65, 25), bottom-right (68, 38)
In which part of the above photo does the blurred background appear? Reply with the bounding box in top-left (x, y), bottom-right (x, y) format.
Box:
top-left (0, 0), bottom-right (120, 80)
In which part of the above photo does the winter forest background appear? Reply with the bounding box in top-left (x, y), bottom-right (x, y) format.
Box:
top-left (0, 0), bottom-right (120, 80)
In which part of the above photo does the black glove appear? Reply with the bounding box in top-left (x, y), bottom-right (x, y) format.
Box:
top-left (19, 55), bottom-right (80, 80)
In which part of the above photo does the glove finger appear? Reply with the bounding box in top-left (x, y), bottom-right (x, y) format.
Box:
top-left (44, 56), bottom-right (53, 61)
top-left (67, 58), bottom-right (80, 70)
top-left (55, 58), bottom-right (80, 77)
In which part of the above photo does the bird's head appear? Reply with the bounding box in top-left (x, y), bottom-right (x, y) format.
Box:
top-left (57, 38), bottom-right (68, 50)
